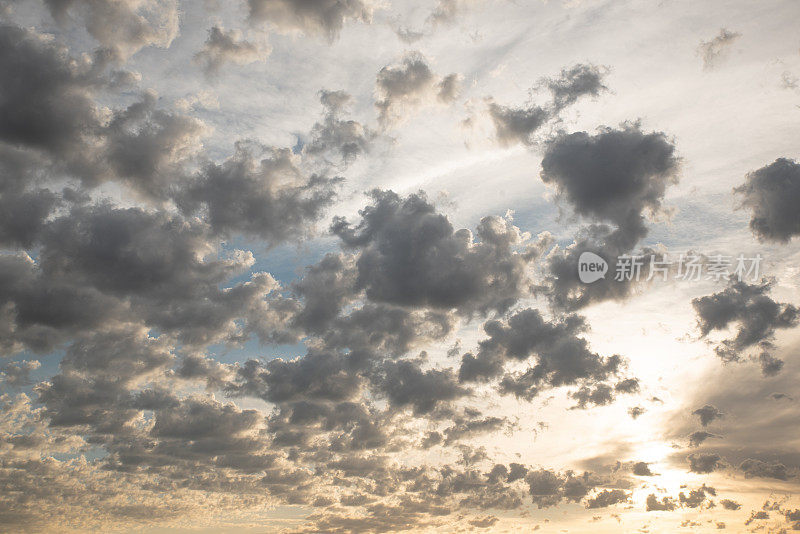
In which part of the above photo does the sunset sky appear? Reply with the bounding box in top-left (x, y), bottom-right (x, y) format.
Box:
top-left (1, 0), bottom-right (800, 532)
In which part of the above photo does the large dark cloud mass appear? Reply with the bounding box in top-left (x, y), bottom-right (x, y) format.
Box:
top-left (540, 123), bottom-right (678, 247)
top-left (331, 189), bottom-right (542, 315)
top-left (538, 123), bottom-right (680, 310)
top-left (735, 158), bottom-right (800, 242)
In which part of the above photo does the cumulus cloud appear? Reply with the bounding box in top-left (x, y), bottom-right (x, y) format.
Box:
top-left (735, 158), bottom-right (800, 243)
top-left (457, 309), bottom-right (625, 404)
top-left (303, 90), bottom-right (376, 165)
top-left (487, 101), bottom-right (549, 147)
top-left (540, 123), bottom-right (679, 248)
top-left (0, 24), bottom-right (104, 165)
top-left (194, 25), bottom-right (267, 77)
top-left (0, 202), bottom-right (295, 355)
top-left (739, 458), bottom-right (791, 480)
top-left (373, 358), bottom-right (468, 415)
top-left (0, 24), bottom-right (206, 200)
top-left (646, 494), bottom-right (677, 511)
top-left (692, 279), bottom-right (798, 363)
top-left (678, 484), bottom-right (715, 508)
top-left (486, 63), bottom-right (608, 147)
top-left (542, 63), bottom-right (609, 110)
top-left (525, 468), bottom-right (596, 509)
top-left (101, 91), bottom-right (207, 199)
top-left (688, 430), bottom-right (717, 447)
top-left (248, 0), bottom-right (374, 40)
top-left (698, 28), bottom-right (740, 70)
top-left (688, 452), bottom-right (723, 473)
top-left (720, 499), bottom-right (742, 510)
top-left (0, 3), bottom-right (795, 532)
top-left (375, 52), bottom-right (460, 126)
top-left (693, 404), bottom-right (724, 426)
top-left (332, 190), bottom-right (543, 315)
top-left (176, 142), bottom-right (340, 242)
top-left (585, 489), bottom-right (630, 509)
top-left (44, 0), bottom-right (180, 58)
top-left (538, 122), bottom-right (679, 310)
top-left (632, 461), bottom-right (654, 476)
top-left (0, 360), bottom-right (40, 387)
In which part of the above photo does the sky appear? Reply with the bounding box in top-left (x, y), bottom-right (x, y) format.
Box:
top-left (0, 0), bottom-right (800, 532)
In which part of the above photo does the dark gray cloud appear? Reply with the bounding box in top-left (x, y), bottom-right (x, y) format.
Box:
top-left (486, 63), bottom-right (608, 147)
top-left (320, 302), bottom-right (453, 357)
top-left (0, 24), bottom-right (103, 163)
top-left (0, 182), bottom-right (59, 249)
top-left (194, 25), bottom-right (265, 77)
top-left (570, 383), bottom-right (615, 409)
top-left (543, 63), bottom-right (609, 110)
top-left (525, 468), bottom-right (589, 509)
top-left (739, 458), bottom-right (791, 480)
top-left (36, 327), bottom-right (174, 431)
top-left (229, 351), bottom-right (362, 404)
top-left (720, 499), bottom-right (742, 510)
top-left (173, 353), bottom-right (235, 390)
top-left (332, 190), bottom-right (541, 315)
top-left (688, 452), bottom-right (722, 473)
top-left (458, 308), bottom-right (624, 405)
top-left (693, 404), bottom-right (724, 426)
top-left (101, 92), bottom-right (206, 199)
top-left (541, 123), bottom-right (679, 249)
top-left (632, 461), bottom-right (654, 476)
top-left (678, 484), bottom-right (715, 508)
top-left (0, 251), bottom-right (128, 355)
top-left (176, 142), bottom-right (340, 242)
top-left (0, 202), bottom-right (294, 354)
top-left (585, 489), bottom-right (630, 509)
top-left (735, 158), bottom-right (800, 243)
top-left (373, 358), bottom-right (468, 415)
top-left (0, 24), bottom-right (206, 201)
top-left (759, 352), bottom-right (784, 377)
top-left (289, 252), bottom-right (358, 334)
top-left (646, 494), bottom-right (677, 511)
top-left (688, 430), bottom-right (717, 447)
top-left (539, 123), bottom-right (679, 310)
top-left (692, 279), bottom-right (798, 363)
top-left (248, 0), bottom-right (374, 40)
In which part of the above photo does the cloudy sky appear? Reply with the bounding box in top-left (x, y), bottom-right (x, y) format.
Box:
top-left (1, 0), bottom-right (800, 532)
